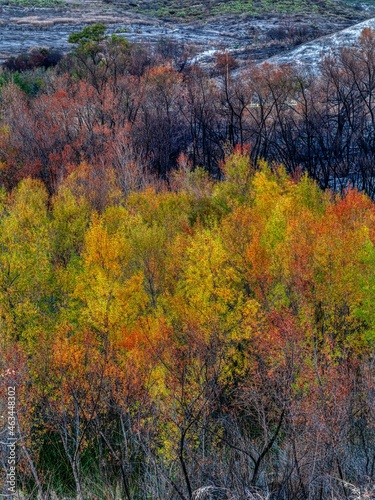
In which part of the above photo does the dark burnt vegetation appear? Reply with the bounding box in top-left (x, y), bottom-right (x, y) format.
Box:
top-left (2, 47), bottom-right (63, 72)
top-left (2, 24), bottom-right (375, 197)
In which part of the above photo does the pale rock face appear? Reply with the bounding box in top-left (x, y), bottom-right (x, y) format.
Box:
top-left (266, 17), bottom-right (375, 72)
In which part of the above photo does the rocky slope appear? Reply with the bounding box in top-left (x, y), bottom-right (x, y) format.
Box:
top-left (265, 15), bottom-right (375, 69)
top-left (0, 0), bottom-right (373, 68)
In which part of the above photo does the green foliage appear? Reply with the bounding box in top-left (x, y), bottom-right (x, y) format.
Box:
top-left (0, 70), bottom-right (46, 95)
top-left (51, 186), bottom-right (91, 267)
top-left (68, 23), bottom-right (108, 46)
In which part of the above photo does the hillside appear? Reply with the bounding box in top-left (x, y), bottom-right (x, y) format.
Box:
top-left (107, 0), bottom-right (374, 19)
top-left (0, 0), bottom-right (371, 65)
top-left (1, 0), bottom-right (371, 19)
top-left (265, 14), bottom-right (375, 68)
